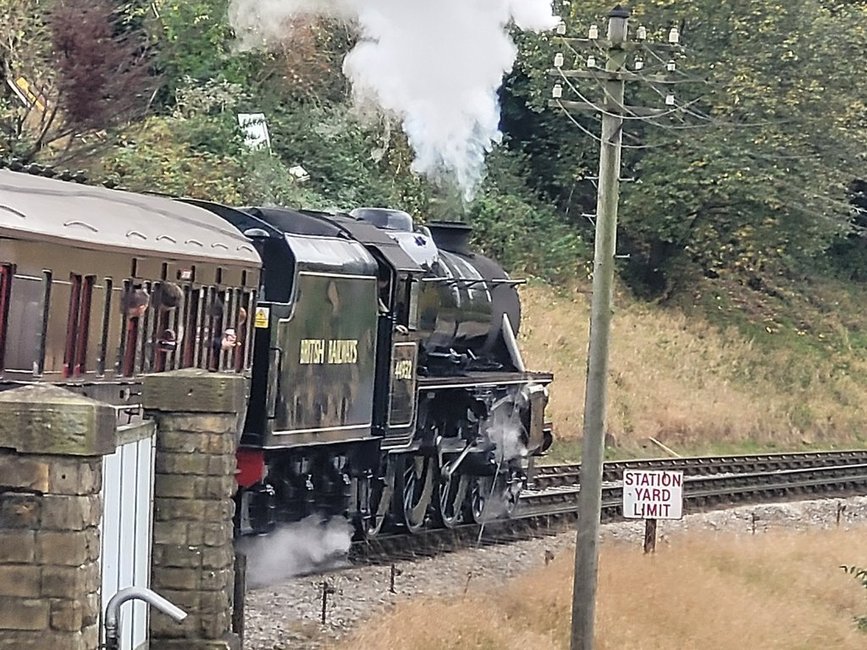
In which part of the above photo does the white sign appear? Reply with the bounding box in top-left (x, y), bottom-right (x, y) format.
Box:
top-left (622, 469), bottom-right (683, 520)
top-left (238, 113), bottom-right (271, 151)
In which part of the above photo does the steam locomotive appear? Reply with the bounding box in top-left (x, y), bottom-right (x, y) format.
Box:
top-left (0, 165), bottom-right (553, 536)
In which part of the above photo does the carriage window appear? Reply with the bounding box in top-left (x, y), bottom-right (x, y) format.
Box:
top-left (207, 288), bottom-right (226, 371)
top-left (0, 265), bottom-right (13, 370)
top-left (182, 286), bottom-right (200, 368)
top-left (196, 287), bottom-right (212, 368)
top-left (153, 282), bottom-right (182, 372)
top-left (234, 289), bottom-right (250, 372)
top-left (64, 275), bottom-right (95, 377)
top-left (120, 283), bottom-right (150, 376)
top-left (35, 271), bottom-right (52, 376)
top-left (97, 279), bottom-right (112, 375)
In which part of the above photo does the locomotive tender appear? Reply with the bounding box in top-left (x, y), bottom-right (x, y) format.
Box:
top-left (0, 165), bottom-right (553, 536)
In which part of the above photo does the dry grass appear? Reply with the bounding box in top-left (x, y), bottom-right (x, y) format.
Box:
top-left (339, 529), bottom-right (867, 650)
top-left (518, 283), bottom-right (867, 454)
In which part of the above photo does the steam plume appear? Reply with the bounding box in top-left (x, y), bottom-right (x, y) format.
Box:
top-left (237, 515), bottom-right (353, 588)
top-left (228, 0), bottom-right (558, 199)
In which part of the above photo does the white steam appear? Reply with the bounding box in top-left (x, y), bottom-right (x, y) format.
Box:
top-left (486, 400), bottom-right (528, 465)
top-left (238, 515), bottom-right (353, 588)
top-left (228, 0), bottom-right (558, 199)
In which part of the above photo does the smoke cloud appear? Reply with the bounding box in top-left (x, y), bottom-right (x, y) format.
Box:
top-left (228, 0), bottom-right (558, 199)
top-left (237, 515), bottom-right (353, 588)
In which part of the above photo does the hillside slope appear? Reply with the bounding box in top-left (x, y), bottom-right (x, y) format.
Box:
top-left (519, 281), bottom-right (867, 459)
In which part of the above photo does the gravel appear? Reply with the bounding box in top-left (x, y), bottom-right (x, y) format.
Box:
top-left (244, 495), bottom-right (867, 649)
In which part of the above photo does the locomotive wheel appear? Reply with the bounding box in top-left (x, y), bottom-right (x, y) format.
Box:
top-left (470, 475), bottom-right (495, 524)
top-left (438, 470), bottom-right (469, 529)
top-left (402, 455), bottom-right (434, 533)
top-left (365, 458), bottom-right (395, 538)
top-left (469, 473), bottom-right (522, 523)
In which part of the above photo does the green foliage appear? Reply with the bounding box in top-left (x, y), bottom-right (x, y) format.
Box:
top-left (510, 0), bottom-right (867, 294)
top-left (469, 150), bottom-right (590, 282)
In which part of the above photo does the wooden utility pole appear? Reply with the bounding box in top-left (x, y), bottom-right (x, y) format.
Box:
top-left (569, 7), bottom-right (630, 650)
top-left (547, 7), bottom-right (686, 648)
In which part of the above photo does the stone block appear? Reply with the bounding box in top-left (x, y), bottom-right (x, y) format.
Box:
top-left (207, 455), bottom-right (237, 477)
top-left (202, 522), bottom-right (231, 547)
top-left (161, 415), bottom-right (238, 436)
top-left (49, 599), bottom-right (83, 632)
top-left (156, 452), bottom-right (211, 476)
top-left (37, 530), bottom-right (96, 566)
top-left (0, 453), bottom-right (49, 492)
top-left (0, 385), bottom-right (115, 456)
top-left (197, 476), bottom-right (236, 500)
top-left (151, 608), bottom-right (199, 639)
top-left (200, 609), bottom-right (230, 639)
top-left (82, 592), bottom-right (100, 627)
top-left (206, 432), bottom-right (239, 455)
top-left (154, 475), bottom-right (200, 499)
top-left (143, 370), bottom-right (247, 415)
top-left (40, 564), bottom-right (99, 599)
top-left (0, 597), bottom-right (49, 630)
top-left (40, 495), bottom-right (99, 531)
top-left (153, 521), bottom-right (188, 546)
top-left (201, 546), bottom-right (233, 571)
top-left (0, 630), bottom-right (103, 650)
top-left (0, 566), bottom-right (41, 598)
top-left (199, 590), bottom-right (230, 614)
top-left (152, 589), bottom-right (201, 614)
top-left (0, 492), bottom-right (41, 529)
top-left (154, 498), bottom-right (212, 522)
top-left (153, 567), bottom-right (200, 591)
top-left (82, 624), bottom-right (98, 649)
top-left (156, 431), bottom-right (209, 453)
top-left (0, 531), bottom-right (35, 562)
top-left (154, 544), bottom-right (203, 569)
top-left (0, 633), bottom-right (88, 650)
top-left (48, 459), bottom-right (102, 496)
top-left (200, 568), bottom-right (232, 592)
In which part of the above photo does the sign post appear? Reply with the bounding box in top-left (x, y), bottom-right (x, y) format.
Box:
top-left (622, 469), bottom-right (684, 553)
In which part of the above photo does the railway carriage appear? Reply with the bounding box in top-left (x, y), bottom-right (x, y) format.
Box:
top-left (0, 168), bottom-right (260, 419)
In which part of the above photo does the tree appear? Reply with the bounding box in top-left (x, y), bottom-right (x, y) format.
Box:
top-left (505, 0), bottom-right (867, 295)
top-left (0, 0), bottom-right (158, 165)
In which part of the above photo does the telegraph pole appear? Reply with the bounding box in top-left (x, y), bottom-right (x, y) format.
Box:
top-left (547, 5), bottom-right (688, 647)
top-left (569, 6), bottom-right (629, 650)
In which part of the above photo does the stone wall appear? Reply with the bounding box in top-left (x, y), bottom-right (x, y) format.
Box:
top-left (0, 385), bottom-right (114, 650)
top-left (143, 369), bottom-right (247, 650)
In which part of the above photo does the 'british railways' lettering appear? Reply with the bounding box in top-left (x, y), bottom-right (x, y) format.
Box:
top-left (300, 339), bottom-right (359, 365)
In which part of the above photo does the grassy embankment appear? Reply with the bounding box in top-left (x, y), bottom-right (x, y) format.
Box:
top-left (518, 278), bottom-right (867, 461)
top-left (341, 528), bottom-right (867, 649)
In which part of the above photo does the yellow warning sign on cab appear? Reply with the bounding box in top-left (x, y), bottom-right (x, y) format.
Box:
top-left (254, 306), bottom-right (270, 329)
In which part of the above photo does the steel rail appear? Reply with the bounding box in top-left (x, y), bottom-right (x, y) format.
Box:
top-left (350, 456), bottom-right (867, 565)
top-left (532, 449), bottom-right (867, 488)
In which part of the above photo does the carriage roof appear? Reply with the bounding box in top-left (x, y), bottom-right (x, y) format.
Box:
top-left (0, 170), bottom-right (260, 265)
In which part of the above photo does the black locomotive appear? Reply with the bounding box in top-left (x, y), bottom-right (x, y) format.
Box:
top-left (190, 202), bottom-right (553, 535)
top-left (0, 165), bottom-right (553, 537)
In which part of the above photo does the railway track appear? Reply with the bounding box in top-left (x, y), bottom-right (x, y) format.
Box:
top-left (350, 450), bottom-right (867, 564)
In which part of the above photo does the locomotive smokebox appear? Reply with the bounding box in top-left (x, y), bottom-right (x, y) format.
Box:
top-left (427, 221), bottom-right (473, 255)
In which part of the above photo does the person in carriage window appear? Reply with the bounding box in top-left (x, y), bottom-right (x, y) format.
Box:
top-left (155, 283), bottom-right (184, 352)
